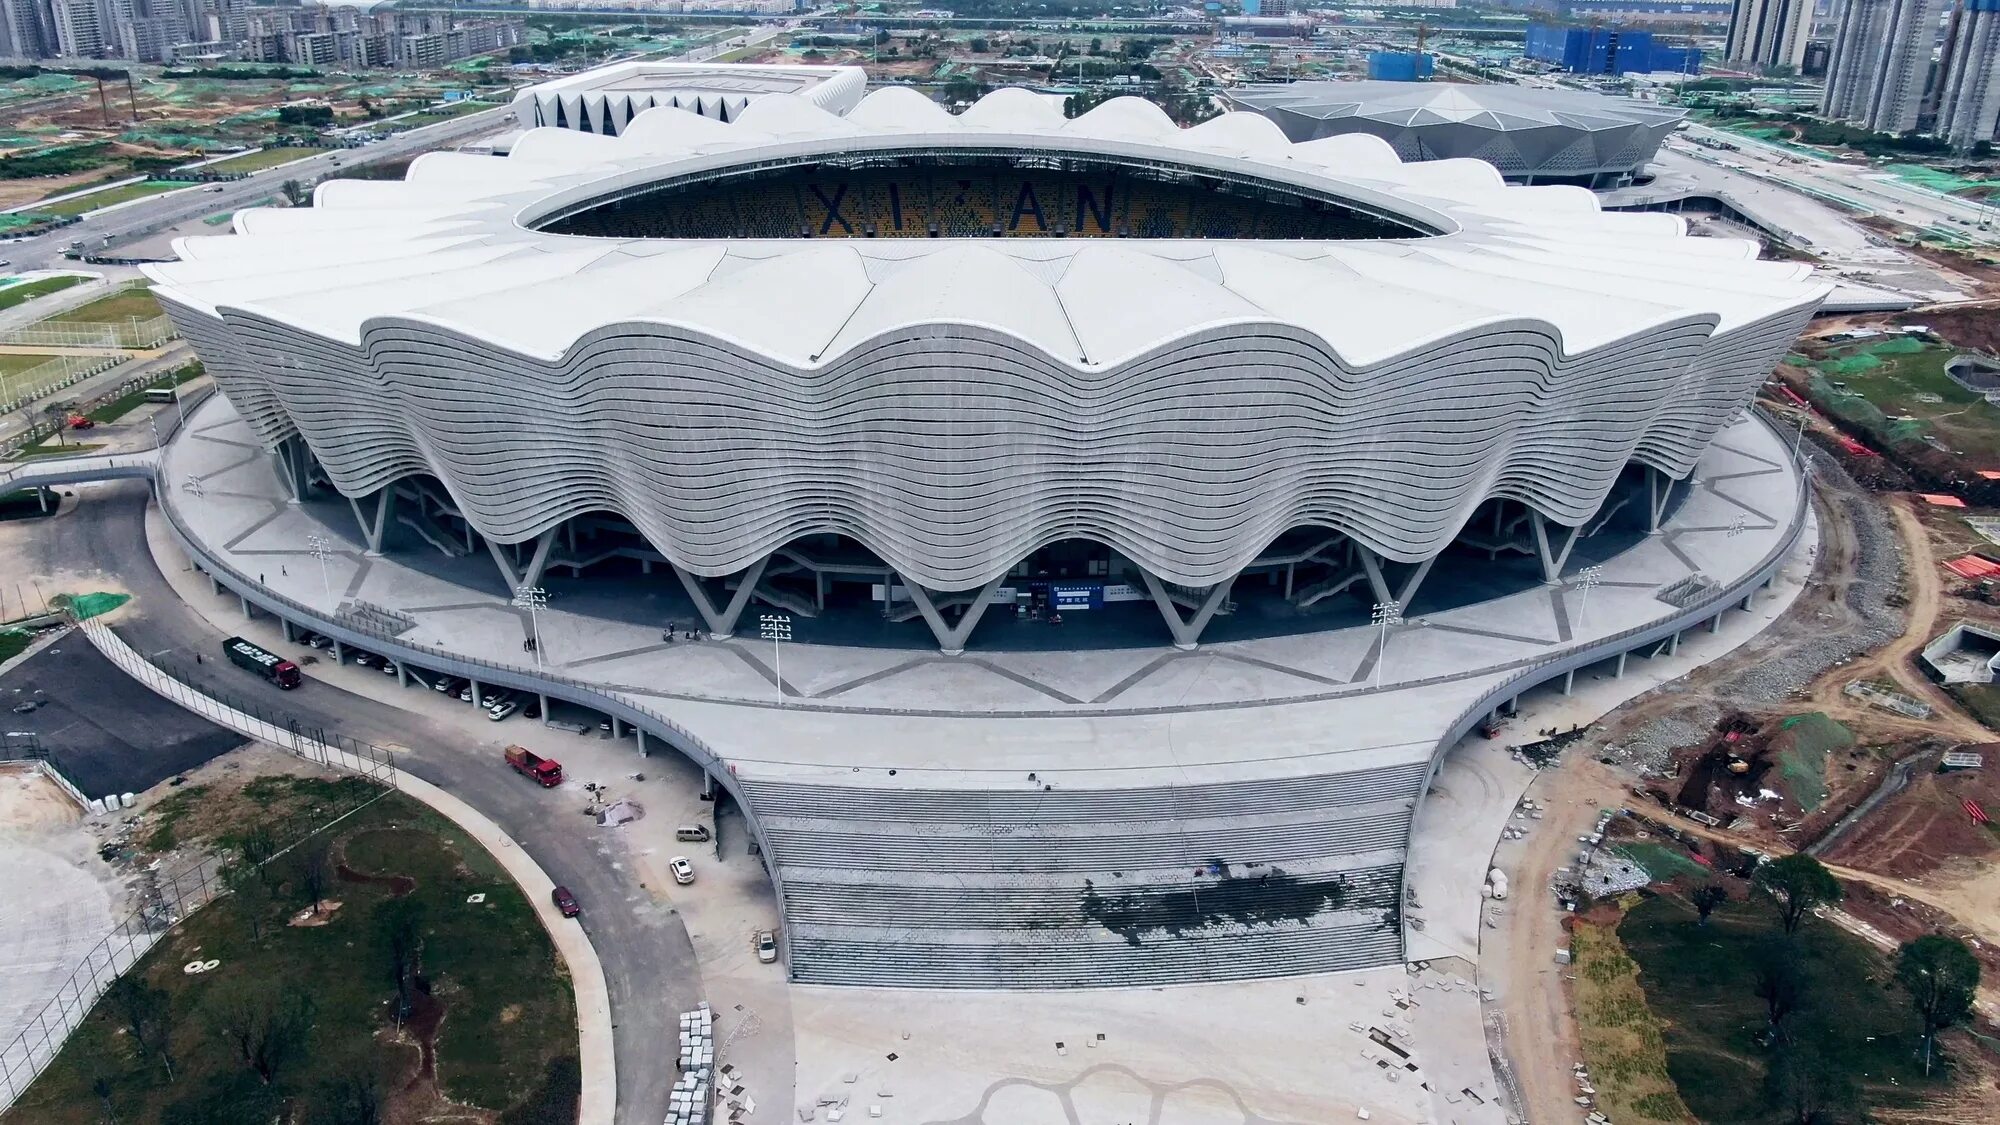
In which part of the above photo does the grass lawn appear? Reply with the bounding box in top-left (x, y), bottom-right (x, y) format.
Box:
top-left (1570, 908), bottom-right (1694, 1125)
top-left (201, 146), bottom-right (328, 173)
top-left (1619, 893), bottom-right (1943, 1123)
top-left (47, 286), bottom-right (162, 325)
top-left (0, 487), bottom-right (57, 522)
top-left (35, 180), bottom-right (194, 218)
top-left (0, 274), bottom-right (84, 312)
top-left (0, 628), bottom-right (33, 661)
top-left (85, 362), bottom-right (204, 424)
top-left (6, 776), bottom-right (579, 1124)
top-left (1803, 337), bottom-right (2000, 463)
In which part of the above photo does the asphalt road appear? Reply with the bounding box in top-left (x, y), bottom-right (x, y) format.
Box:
top-left (30, 482), bottom-right (695, 1125)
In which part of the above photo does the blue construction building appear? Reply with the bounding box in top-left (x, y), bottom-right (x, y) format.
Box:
top-left (1523, 24), bottom-right (1701, 76)
top-left (1367, 51), bottom-right (1435, 81)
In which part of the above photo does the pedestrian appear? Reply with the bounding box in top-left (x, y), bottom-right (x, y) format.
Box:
top-left (259, 573), bottom-right (265, 583)
top-left (281, 565), bottom-right (288, 577)
top-left (194, 652), bottom-right (202, 665)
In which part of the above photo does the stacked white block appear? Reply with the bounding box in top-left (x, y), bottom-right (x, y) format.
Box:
top-left (667, 1002), bottom-right (715, 1125)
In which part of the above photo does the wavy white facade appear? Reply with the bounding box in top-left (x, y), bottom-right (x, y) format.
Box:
top-left (147, 88), bottom-right (1828, 636)
top-left (510, 61), bottom-right (866, 134)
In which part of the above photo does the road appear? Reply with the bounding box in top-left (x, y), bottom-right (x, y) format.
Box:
top-left (1680, 120), bottom-right (2000, 243)
top-left (26, 481), bottom-right (696, 1125)
top-left (0, 104), bottom-right (517, 274)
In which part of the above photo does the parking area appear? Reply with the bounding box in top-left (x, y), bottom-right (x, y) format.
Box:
top-left (0, 640), bottom-right (244, 798)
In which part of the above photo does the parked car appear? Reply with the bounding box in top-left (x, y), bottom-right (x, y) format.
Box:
top-left (523, 700), bottom-right (542, 720)
top-left (552, 886), bottom-right (580, 917)
top-left (756, 930), bottom-right (778, 964)
top-left (66, 415), bottom-right (94, 430)
top-left (488, 699), bottom-right (521, 722)
top-left (436, 676), bottom-right (469, 696)
top-left (350, 651), bottom-right (380, 668)
top-left (669, 857), bottom-right (695, 885)
top-left (302, 633), bottom-right (330, 649)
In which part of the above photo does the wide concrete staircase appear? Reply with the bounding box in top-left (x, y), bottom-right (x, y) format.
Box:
top-left (741, 760), bottom-right (1426, 989)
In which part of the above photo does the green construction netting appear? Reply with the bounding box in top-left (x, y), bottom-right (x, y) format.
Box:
top-left (1770, 712), bottom-right (1855, 813)
top-left (1886, 163), bottom-right (1994, 196)
top-left (52, 591), bottom-right (130, 620)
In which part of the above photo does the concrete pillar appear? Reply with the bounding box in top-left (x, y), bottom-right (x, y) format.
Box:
top-left (331, 640), bottom-right (345, 664)
top-left (538, 692), bottom-right (549, 722)
top-left (1710, 614), bottom-right (1723, 635)
top-left (1615, 651), bottom-right (1628, 678)
top-left (1507, 695), bottom-right (1520, 715)
top-left (238, 594), bottom-right (252, 618)
top-left (1562, 668), bottom-right (1575, 696)
top-left (701, 770), bottom-right (717, 800)
top-left (610, 715), bottom-right (624, 738)
top-left (36, 488), bottom-right (48, 513)
top-left (395, 662), bottom-right (407, 687)
top-left (642, 558), bottom-right (653, 575)
top-left (635, 728), bottom-right (647, 756)
top-left (208, 573), bottom-right (221, 597)
top-left (1667, 632), bottom-right (1680, 656)
top-left (469, 677), bottom-right (482, 707)
top-left (281, 619), bottom-right (296, 643)
top-left (816, 569), bottom-right (826, 612)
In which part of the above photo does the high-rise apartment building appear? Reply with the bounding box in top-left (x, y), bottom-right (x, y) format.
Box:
top-left (1935, 0), bottom-right (2000, 148)
top-left (1725, 0), bottom-right (1813, 68)
top-left (1823, 0), bottom-right (1949, 133)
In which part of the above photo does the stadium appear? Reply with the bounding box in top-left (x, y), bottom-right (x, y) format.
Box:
top-left (147, 87), bottom-right (1819, 656)
top-left (1226, 82), bottom-right (1688, 189)
top-left (143, 87), bottom-right (1825, 987)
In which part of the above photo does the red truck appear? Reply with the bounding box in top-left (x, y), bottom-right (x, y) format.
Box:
top-left (505, 745), bottom-right (563, 787)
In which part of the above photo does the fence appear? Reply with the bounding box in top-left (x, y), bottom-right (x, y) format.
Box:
top-left (0, 314), bottom-right (178, 352)
top-left (0, 351), bottom-right (126, 415)
top-left (0, 621), bottom-right (400, 1108)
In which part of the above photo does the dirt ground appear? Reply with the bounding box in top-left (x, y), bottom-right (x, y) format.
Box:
top-left (0, 761), bottom-right (79, 833)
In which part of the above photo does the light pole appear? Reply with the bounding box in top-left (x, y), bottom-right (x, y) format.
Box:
top-left (759, 612), bottom-right (791, 704)
top-left (305, 533), bottom-right (332, 601)
top-left (1573, 564), bottom-right (1604, 633)
top-left (512, 585), bottom-right (547, 667)
top-left (1371, 600), bottom-right (1402, 689)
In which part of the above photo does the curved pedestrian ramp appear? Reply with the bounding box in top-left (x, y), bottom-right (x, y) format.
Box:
top-left (740, 761), bottom-right (1424, 989)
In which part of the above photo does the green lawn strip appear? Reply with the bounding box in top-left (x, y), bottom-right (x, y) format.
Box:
top-left (1619, 894), bottom-right (1942, 1123)
top-left (35, 180), bottom-right (194, 218)
top-left (0, 628), bottom-right (31, 662)
top-left (85, 362), bottom-right (204, 423)
top-left (46, 286), bottom-right (162, 325)
top-left (199, 146), bottom-right (328, 173)
top-left (7, 781), bottom-right (578, 1124)
top-left (0, 487), bottom-right (57, 521)
top-left (0, 274), bottom-right (84, 312)
top-left (10, 441), bottom-right (104, 459)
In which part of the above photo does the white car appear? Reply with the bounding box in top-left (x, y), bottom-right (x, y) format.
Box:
top-left (487, 700), bottom-right (521, 722)
top-left (669, 856), bottom-right (695, 885)
top-left (756, 930), bottom-right (778, 964)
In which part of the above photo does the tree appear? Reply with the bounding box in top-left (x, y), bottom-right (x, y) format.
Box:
top-left (207, 982), bottom-right (315, 1085)
top-left (375, 897), bottom-right (427, 1024)
top-left (42, 400), bottom-right (71, 446)
top-left (1764, 1027), bottom-right (1857, 1125)
top-left (1692, 881), bottom-right (1729, 925)
top-left (1896, 934), bottom-right (1980, 1076)
top-left (280, 178), bottom-right (310, 208)
top-left (1751, 854), bottom-right (1842, 934)
top-left (106, 975), bottom-right (176, 1080)
top-left (291, 832), bottom-right (334, 915)
top-left (310, 1064), bottom-right (385, 1125)
top-left (968, 37), bottom-right (989, 54)
top-left (1752, 938), bottom-right (1808, 1038)
top-left (226, 862), bottom-right (273, 942)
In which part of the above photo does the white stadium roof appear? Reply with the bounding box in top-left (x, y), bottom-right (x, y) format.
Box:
top-left (154, 86), bottom-right (1817, 368)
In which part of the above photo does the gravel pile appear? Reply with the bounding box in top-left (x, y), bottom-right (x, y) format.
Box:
top-left (1601, 451), bottom-right (1907, 775)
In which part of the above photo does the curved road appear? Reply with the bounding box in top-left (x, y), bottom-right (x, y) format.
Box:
top-left (30, 481), bottom-right (694, 1125)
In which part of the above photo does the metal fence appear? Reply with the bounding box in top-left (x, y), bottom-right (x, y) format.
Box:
top-left (0, 352), bottom-right (126, 415)
top-left (0, 623), bottom-right (400, 1108)
top-left (0, 281), bottom-right (179, 352)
